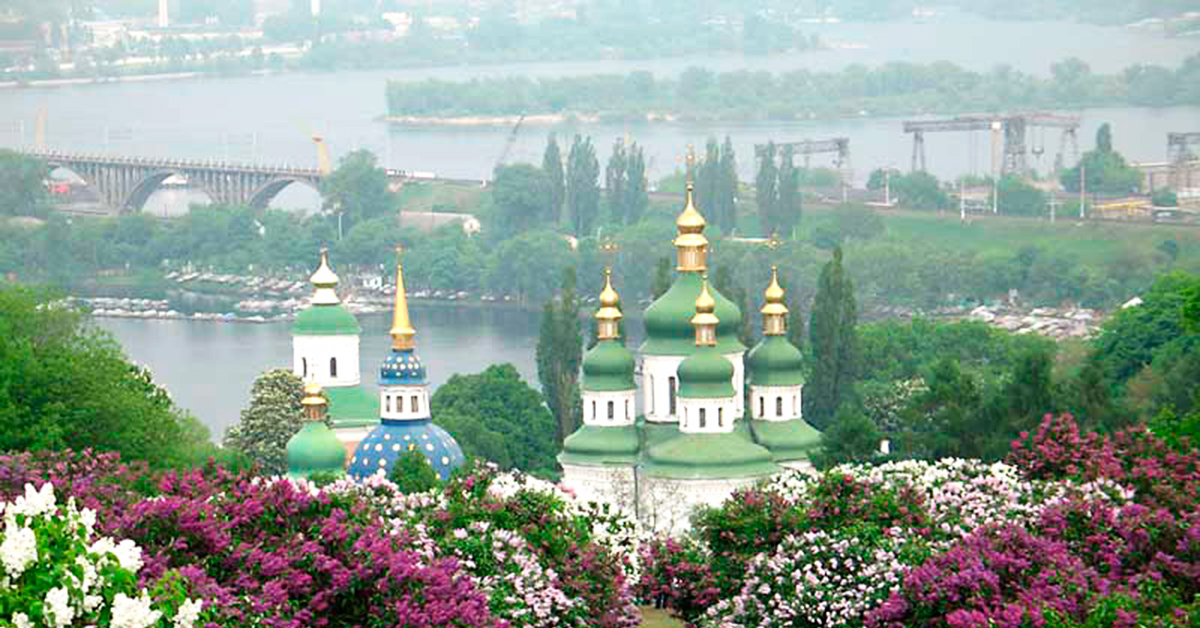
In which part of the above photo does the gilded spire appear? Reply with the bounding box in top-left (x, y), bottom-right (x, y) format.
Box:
top-left (595, 267), bottom-right (623, 341)
top-left (691, 275), bottom-right (719, 347)
top-left (301, 378), bottom-right (328, 421)
top-left (390, 246), bottom-right (416, 350)
top-left (310, 247), bottom-right (341, 306)
top-left (762, 265), bottom-right (789, 336)
top-left (674, 145), bottom-right (709, 272)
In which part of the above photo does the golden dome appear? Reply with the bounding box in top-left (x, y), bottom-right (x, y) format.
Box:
top-left (598, 268), bottom-right (620, 308)
top-left (309, 248), bottom-right (342, 306)
top-left (762, 265), bottom-right (789, 316)
top-left (675, 183), bottom-right (708, 235)
top-left (301, 379), bottom-right (327, 407)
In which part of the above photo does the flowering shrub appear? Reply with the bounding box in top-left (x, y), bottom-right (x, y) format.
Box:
top-left (0, 482), bottom-right (202, 628)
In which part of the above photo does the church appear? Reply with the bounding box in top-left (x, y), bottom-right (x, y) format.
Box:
top-left (558, 166), bottom-right (820, 534)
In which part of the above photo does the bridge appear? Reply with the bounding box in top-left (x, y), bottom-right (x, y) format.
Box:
top-left (20, 149), bottom-right (479, 215)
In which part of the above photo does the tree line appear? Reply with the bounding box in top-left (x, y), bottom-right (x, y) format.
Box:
top-left (386, 54), bottom-right (1200, 120)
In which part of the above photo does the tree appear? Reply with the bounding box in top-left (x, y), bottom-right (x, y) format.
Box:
top-left (543, 134), bottom-right (565, 224)
top-left (0, 150), bottom-right (49, 218)
top-left (999, 348), bottom-right (1056, 434)
top-left (431, 364), bottom-right (559, 476)
top-left (625, 143), bottom-right (649, 225)
top-left (812, 406), bottom-right (880, 470)
top-left (0, 284), bottom-right (212, 467)
top-left (806, 247), bottom-right (859, 429)
top-left (651, 256), bottom-right (672, 299)
top-left (224, 368), bottom-right (306, 475)
top-left (775, 145), bottom-right (801, 236)
top-left (997, 175), bottom-right (1047, 216)
top-left (713, 264), bottom-right (753, 348)
top-left (1096, 122), bottom-right (1113, 153)
top-left (755, 141), bottom-right (779, 236)
top-left (321, 150), bottom-right (397, 232)
top-left (537, 268), bottom-right (583, 446)
top-left (566, 135), bottom-right (600, 237)
top-left (696, 139), bottom-right (721, 222)
top-left (1060, 123), bottom-right (1142, 195)
top-left (491, 163), bottom-right (551, 235)
top-left (716, 137), bottom-right (739, 235)
top-left (895, 358), bottom-right (989, 460)
top-left (605, 138), bottom-right (628, 224)
top-left (892, 171), bottom-right (950, 210)
top-left (389, 449), bottom-right (441, 494)
top-left (1152, 189), bottom-right (1178, 207)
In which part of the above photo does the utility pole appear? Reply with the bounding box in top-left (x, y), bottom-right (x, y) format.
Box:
top-left (992, 176), bottom-right (999, 215)
top-left (1049, 195), bottom-right (1058, 224)
top-left (884, 168), bottom-right (891, 205)
top-left (1079, 163), bottom-right (1086, 219)
top-left (959, 177), bottom-right (966, 222)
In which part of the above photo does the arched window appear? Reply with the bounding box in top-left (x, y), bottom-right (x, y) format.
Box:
top-left (607, 401), bottom-right (614, 420)
top-left (591, 400), bottom-right (596, 420)
top-left (759, 396), bottom-right (764, 418)
top-left (397, 396), bottom-right (403, 412)
top-left (793, 395), bottom-right (798, 415)
top-left (411, 395), bottom-right (419, 413)
top-left (625, 399), bottom-right (630, 419)
top-left (668, 377), bottom-right (677, 415)
top-left (647, 375), bottom-right (654, 413)
top-left (718, 407), bottom-right (724, 427)
top-left (329, 357), bottom-right (338, 378)
top-left (386, 396), bottom-right (392, 413)
top-left (301, 358), bottom-right (307, 377)
top-left (699, 408), bottom-right (707, 428)
top-left (776, 396), bottom-right (783, 417)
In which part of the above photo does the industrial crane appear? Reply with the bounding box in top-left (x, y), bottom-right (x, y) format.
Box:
top-left (903, 113), bottom-right (1079, 176)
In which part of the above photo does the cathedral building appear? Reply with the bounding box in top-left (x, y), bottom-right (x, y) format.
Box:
top-left (559, 168), bottom-right (821, 534)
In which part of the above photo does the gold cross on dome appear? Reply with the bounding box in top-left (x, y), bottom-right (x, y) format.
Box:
top-left (766, 230), bottom-right (782, 251)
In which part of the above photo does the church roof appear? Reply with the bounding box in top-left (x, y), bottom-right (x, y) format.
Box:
top-left (325, 386), bottom-right (379, 429)
top-left (642, 272), bottom-right (744, 355)
top-left (750, 419), bottom-right (822, 463)
top-left (677, 346), bottom-right (736, 398)
top-left (558, 424), bottom-right (640, 466)
top-left (642, 422), bottom-right (779, 479)
top-left (380, 348), bottom-right (426, 386)
top-left (747, 336), bottom-right (805, 387)
top-left (582, 340), bottom-right (636, 392)
top-left (348, 419), bottom-right (465, 481)
top-left (293, 303), bottom-right (362, 336)
top-left (287, 422), bottom-right (347, 479)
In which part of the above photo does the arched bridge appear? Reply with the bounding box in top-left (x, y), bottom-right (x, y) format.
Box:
top-left (28, 150), bottom-right (349, 213)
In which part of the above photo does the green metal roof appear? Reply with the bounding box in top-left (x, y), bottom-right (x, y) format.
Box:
top-left (750, 419), bottom-right (822, 463)
top-left (582, 340), bottom-right (637, 392)
top-left (643, 423), bottom-right (779, 480)
top-left (558, 424), bottom-right (640, 466)
top-left (641, 272), bottom-right (745, 355)
top-left (292, 304), bottom-right (362, 336)
top-left (677, 346), bottom-right (736, 398)
top-left (287, 421), bottom-right (347, 480)
top-left (325, 385), bottom-right (379, 429)
top-left (747, 336), bottom-right (806, 387)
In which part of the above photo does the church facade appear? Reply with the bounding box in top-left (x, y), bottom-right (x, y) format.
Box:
top-left (559, 171), bottom-right (820, 534)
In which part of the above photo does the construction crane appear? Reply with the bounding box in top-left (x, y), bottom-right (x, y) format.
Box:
top-left (903, 113), bottom-right (1079, 176)
top-left (755, 137), bottom-right (852, 196)
top-left (1168, 132), bottom-right (1200, 190)
top-left (494, 114), bottom-right (526, 171)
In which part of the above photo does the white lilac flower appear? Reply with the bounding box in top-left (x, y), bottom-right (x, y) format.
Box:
top-left (111, 592), bottom-right (163, 628)
top-left (0, 519), bottom-right (38, 577)
top-left (44, 587), bottom-right (74, 628)
top-left (9, 483), bottom-right (57, 519)
top-left (11, 612), bottom-right (32, 628)
top-left (173, 599), bottom-right (204, 628)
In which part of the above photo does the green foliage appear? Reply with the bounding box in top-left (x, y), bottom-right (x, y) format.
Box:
top-left (0, 150), bottom-right (50, 218)
top-left (431, 364), bottom-right (558, 476)
top-left (754, 141), bottom-right (780, 236)
top-left (997, 175), bottom-right (1047, 216)
top-left (1060, 124), bottom-right (1143, 195)
top-left (0, 284), bottom-right (212, 467)
top-left (695, 137), bottom-right (739, 234)
top-left (891, 171), bottom-right (950, 210)
top-left (566, 135), bottom-right (600, 237)
top-left (625, 143), bottom-right (650, 226)
top-left (388, 448), bottom-right (441, 493)
top-left (651, 256), bottom-right (672, 299)
top-left (806, 247), bottom-right (859, 428)
top-left (223, 368), bottom-right (305, 475)
top-left (1091, 272), bottom-right (1200, 386)
top-left (320, 149), bottom-right (398, 232)
top-left (812, 406), bottom-right (881, 470)
top-left (812, 204), bottom-right (884, 248)
top-left (1151, 188), bottom-right (1178, 207)
top-left (542, 135), bottom-right (565, 225)
top-left (484, 230), bottom-right (573, 305)
top-left (536, 269), bottom-right (583, 447)
top-left (491, 163), bottom-right (551, 236)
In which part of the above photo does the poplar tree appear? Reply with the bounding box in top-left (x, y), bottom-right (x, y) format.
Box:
top-left (651, 257), bottom-right (672, 299)
top-left (566, 135), bottom-right (600, 237)
top-left (697, 139), bottom-right (721, 222)
top-left (625, 143), bottom-right (649, 225)
top-left (605, 138), bottom-right (628, 223)
top-left (543, 134), bottom-right (565, 224)
top-left (717, 136), bottom-right (739, 234)
top-left (806, 247), bottom-right (858, 429)
top-left (536, 268), bottom-right (583, 446)
top-left (755, 141), bottom-right (779, 236)
top-left (777, 145), bottom-right (801, 236)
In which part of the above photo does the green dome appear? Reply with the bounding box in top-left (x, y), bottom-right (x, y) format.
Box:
top-left (642, 272), bottom-right (744, 355)
top-left (582, 340), bottom-right (636, 392)
top-left (287, 422), bottom-right (347, 480)
top-left (747, 336), bottom-right (805, 387)
top-left (677, 346), bottom-right (736, 398)
top-left (558, 424), bottom-right (640, 466)
top-left (293, 304), bottom-right (362, 336)
top-left (751, 419), bottom-right (822, 463)
top-left (644, 426), bottom-right (780, 480)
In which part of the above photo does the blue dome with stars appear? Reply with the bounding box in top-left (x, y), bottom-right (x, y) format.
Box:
top-left (380, 348), bottom-right (426, 385)
top-left (348, 419), bottom-right (465, 481)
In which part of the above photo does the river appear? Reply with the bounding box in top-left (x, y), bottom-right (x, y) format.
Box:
top-left (0, 14), bottom-right (1197, 214)
top-left (94, 303), bottom-right (563, 440)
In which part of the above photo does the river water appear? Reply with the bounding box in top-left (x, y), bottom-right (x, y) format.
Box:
top-left (95, 304), bottom-right (557, 440)
top-left (0, 14), bottom-right (1197, 213)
